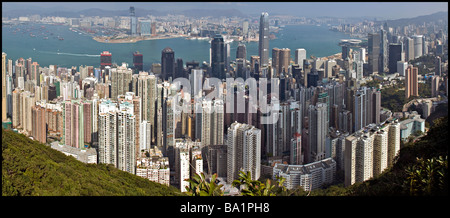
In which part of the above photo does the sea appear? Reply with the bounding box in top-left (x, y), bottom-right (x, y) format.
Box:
top-left (2, 23), bottom-right (354, 71)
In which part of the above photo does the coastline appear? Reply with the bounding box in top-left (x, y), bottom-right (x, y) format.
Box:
top-left (93, 34), bottom-right (187, 43)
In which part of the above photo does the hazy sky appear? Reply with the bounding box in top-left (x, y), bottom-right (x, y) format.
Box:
top-left (2, 2), bottom-right (448, 19)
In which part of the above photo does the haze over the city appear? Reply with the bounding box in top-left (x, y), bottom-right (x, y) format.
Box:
top-left (2, 2), bottom-right (448, 19)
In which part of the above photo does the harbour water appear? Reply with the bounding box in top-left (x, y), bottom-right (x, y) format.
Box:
top-left (2, 23), bottom-right (353, 70)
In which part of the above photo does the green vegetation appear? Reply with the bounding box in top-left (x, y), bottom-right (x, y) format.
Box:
top-left (365, 80), bottom-right (381, 88)
top-left (409, 54), bottom-right (438, 75)
top-left (185, 172), bottom-right (223, 196)
top-left (2, 128), bottom-right (185, 196)
top-left (418, 80), bottom-right (432, 98)
top-left (380, 80), bottom-right (406, 112)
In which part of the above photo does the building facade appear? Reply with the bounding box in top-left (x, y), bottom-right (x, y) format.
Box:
top-left (273, 158), bottom-right (336, 191)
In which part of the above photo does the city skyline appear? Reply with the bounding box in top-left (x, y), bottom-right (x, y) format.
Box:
top-left (2, 2), bottom-right (448, 20)
top-left (2, 1), bottom-right (448, 198)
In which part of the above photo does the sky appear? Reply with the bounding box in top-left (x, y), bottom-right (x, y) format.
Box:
top-left (2, 2), bottom-right (448, 20)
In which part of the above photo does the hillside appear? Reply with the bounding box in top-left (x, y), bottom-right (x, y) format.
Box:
top-left (379, 11), bottom-right (448, 28)
top-left (2, 128), bottom-right (185, 196)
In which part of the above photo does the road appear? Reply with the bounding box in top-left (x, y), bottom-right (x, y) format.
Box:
top-left (402, 97), bottom-right (439, 112)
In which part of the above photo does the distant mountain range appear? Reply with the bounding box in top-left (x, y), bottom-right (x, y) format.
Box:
top-left (2, 6), bottom-right (447, 24)
top-left (2, 7), bottom-right (247, 18)
top-left (379, 11), bottom-right (448, 28)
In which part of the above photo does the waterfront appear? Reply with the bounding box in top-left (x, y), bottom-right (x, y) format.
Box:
top-left (2, 23), bottom-right (353, 70)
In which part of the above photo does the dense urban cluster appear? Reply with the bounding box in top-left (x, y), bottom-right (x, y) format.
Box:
top-left (2, 8), bottom-right (448, 195)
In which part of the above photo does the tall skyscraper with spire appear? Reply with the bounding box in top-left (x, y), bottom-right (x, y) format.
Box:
top-left (259, 12), bottom-right (269, 68)
top-left (130, 6), bottom-right (137, 36)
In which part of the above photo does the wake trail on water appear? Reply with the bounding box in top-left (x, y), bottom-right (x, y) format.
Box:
top-left (38, 50), bottom-right (100, 57)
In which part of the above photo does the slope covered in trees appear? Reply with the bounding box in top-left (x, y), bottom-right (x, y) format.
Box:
top-left (2, 128), bottom-right (185, 196)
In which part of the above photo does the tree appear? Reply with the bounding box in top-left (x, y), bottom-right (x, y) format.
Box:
top-left (405, 156), bottom-right (448, 196)
top-left (185, 172), bottom-right (224, 196)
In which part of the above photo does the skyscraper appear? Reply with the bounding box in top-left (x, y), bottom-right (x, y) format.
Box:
top-left (98, 100), bottom-right (118, 166)
top-left (161, 47), bottom-right (175, 81)
top-left (271, 48), bottom-right (280, 76)
top-left (138, 72), bottom-right (157, 143)
top-left (12, 89), bottom-right (21, 128)
top-left (353, 88), bottom-right (365, 132)
top-left (405, 65), bottom-right (418, 99)
top-left (224, 41), bottom-right (231, 74)
top-left (404, 37), bottom-right (415, 61)
top-left (110, 64), bottom-right (132, 99)
top-left (279, 48), bottom-right (291, 76)
top-left (341, 44), bottom-right (351, 60)
top-left (130, 6), bottom-right (137, 36)
top-left (25, 57), bottom-right (32, 80)
top-left (211, 34), bottom-right (225, 79)
top-left (117, 101), bottom-right (136, 174)
top-left (140, 120), bottom-right (152, 151)
top-left (118, 92), bottom-right (141, 162)
top-left (388, 43), bottom-right (402, 74)
top-left (31, 62), bottom-right (40, 86)
top-left (100, 51), bottom-right (112, 70)
top-left (387, 120), bottom-right (401, 167)
top-left (2, 52), bottom-right (7, 121)
top-left (98, 99), bottom-right (136, 174)
top-left (308, 103), bottom-right (328, 163)
top-left (63, 100), bottom-right (84, 149)
top-left (432, 76), bottom-right (440, 97)
top-left (290, 133), bottom-right (302, 165)
top-left (227, 122), bottom-right (261, 183)
top-left (259, 12), bottom-right (269, 68)
top-left (435, 56), bottom-right (442, 77)
top-left (380, 29), bottom-right (389, 73)
top-left (175, 58), bottom-right (185, 79)
top-left (295, 48), bottom-right (306, 69)
top-left (236, 44), bottom-right (247, 60)
top-left (413, 35), bottom-right (423, 58)
top-left (372, 89), bottom-right (381, 125)
top-left (140, 20), bottom-right (151, 36)
top-left (201, 98), bottom-right (224, 147)
top-left (133, 51), bottom-right (143, 73)
top-left (397, 61), bottom-right (408, 76)
top-left (373, 129), bottom-right (388, 177)
top-left (368, 33), bottom-right (380, 74)
top-left (207, 145), bottom-right (228, 178)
